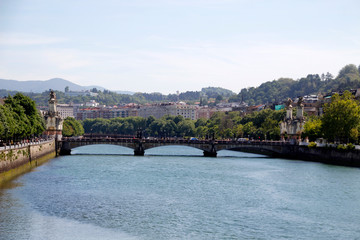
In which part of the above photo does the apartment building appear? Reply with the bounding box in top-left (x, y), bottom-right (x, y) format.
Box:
top-left (76, 107), bottom-right (138, 120)
top-left (57, 104), bottom-right (75, 119)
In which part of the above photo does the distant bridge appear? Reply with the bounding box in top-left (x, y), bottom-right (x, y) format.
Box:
top-left (59, 136), bottom-right (290, 157)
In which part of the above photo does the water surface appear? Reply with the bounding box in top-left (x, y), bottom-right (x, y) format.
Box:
top-left (1, 145), bottom-right (360, 239)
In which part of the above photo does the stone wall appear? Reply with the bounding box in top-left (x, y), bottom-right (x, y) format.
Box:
top-left (234, 144), bottom-right (360, 167)
top-left (0, 140), bottom-right (56, 184)
top-left (290, 146), bottom-right (360, 167)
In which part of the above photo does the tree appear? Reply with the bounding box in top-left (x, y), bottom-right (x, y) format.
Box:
top-left (325, 72), bottom-right (334, 82)
top-left (0, 93), bottom-right (44, 140)
top-left (303, 117), bottom-right (322, 141)
top-left (321, 91), bottom-right (360, 143)
top-left (215, 95), bottom-right (223, 104)
top-left (177, 120), bottom-right (195, 137)
top-left (260, 117), bottom-right (280, 140)
top-left (243, 122), bottom-right (257, 139)
top-left (338, 64), bottom-right (359, 78)
top-left (233, 124), bottom-right (244, 138)
top-left (63, 117), bottom-right (84, 137)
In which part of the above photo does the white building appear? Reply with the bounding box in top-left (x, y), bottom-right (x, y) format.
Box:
top-left (85, 100), bottom-right (99, 107)
top-left (57, 104), bottom-right (75, 119)
top-left (138, 102), bottom-right (199, 120)
top-left (138, 103), bottom-right (175, 119)
top-left (174, 102), bottom-right (198, 120)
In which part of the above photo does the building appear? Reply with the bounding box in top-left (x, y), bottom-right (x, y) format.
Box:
top-left (138, 102), bottom-right (200, 120)
top-left (301, 95), bottom-right (320, 116)
top-left (174, 102), bottom-right (198, 120)
top-left (57, 104), bottom-right (75, 119)
top-left (64, 91), bottom-right (98, 97)
top-left (85, 100), bottom-right (100, 107)
top-left (280, 98), bottom-right (305, 143)
top-left (138, 103), bottom-right (175, 119)
top-left (247, 104), bottom-right (265, 114)
top-left (196, 107), bottom-right (218, 119)
top-left (76, 106), bottom-right (138, 120)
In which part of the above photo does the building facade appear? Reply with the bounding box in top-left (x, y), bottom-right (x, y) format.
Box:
top-left (57, 104), bottom-right (75, 119)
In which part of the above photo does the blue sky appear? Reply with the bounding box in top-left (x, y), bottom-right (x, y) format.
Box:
top-left (0, 0), bottom-right (359, 94)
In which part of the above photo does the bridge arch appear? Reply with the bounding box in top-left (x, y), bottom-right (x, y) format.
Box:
top-left (69, 144), bottom-right (135, 155)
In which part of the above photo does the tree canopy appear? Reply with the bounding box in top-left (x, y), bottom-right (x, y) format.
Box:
top-left (321, 91), bottom-right (360, 143)
top-left (0, 93), bottom-right (45, 141)
top-left (81, 109), bottom-right (285, 141)
top-left (63, 117), bottom-right (84, 137)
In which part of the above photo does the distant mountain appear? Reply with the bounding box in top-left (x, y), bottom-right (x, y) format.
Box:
top-left (0, 78), bottom-right (105, 93)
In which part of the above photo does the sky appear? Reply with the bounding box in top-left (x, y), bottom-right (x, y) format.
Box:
top-left (0, 0), bottom-right (359, 94)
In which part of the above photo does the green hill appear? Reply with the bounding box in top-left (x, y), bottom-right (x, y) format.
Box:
top-left (229, 64), bottom-right (360, 105)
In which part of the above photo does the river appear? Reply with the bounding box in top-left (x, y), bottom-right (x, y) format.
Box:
top-left (1, 145), bottom-right (360, 240)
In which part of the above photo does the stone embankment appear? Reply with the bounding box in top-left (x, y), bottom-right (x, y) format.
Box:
top-left (289, 146), bottom-right (360, 167)
top-left (233, 142), bottom-right (360, 167)
top-left (0, 139), bottom-right (56, 184)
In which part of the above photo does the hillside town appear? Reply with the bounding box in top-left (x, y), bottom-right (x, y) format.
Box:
top-left (44, 88), bottom-right (360, 122)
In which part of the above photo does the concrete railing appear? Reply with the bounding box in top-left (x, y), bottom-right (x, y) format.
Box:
top-left (0, 139), bottom-right (54, 151)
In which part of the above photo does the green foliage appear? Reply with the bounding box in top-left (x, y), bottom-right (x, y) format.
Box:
top-left (336, 144), bottom-right (347, 150)
top-left (229, 64), bottom-right (360, 105)
top-left (1, 84), bottom-right (238, 108)
top-left (308, 142), bottom-right (317, 148)
top-left (81, 109), bottom-right (284, 140)
top-left (346, 143), bottom-right (355, 150)
top-left (0, 93), bottom-right (45, 140)
top-left (303, 117), bottom-right (322, 141)
top-left (321, 91), bottom-right (360, 143)
top-left (201, 87), bottom-right (235, 98)
top-left (63, 117), bottom-right (84, 137)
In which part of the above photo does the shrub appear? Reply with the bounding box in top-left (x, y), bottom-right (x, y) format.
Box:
top-left (308, 142), bottom-right (317, 148)
top-left (337, 144), bottom-right (347, 150)
top-left (346, 143), bottom-right (355, 150)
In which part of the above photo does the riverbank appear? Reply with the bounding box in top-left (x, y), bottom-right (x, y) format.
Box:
top-left (288, 146), bottom-right (360, 167)
top-left (233, 143), bottom-right (360, 167)
top-left (0, 139), bottom-right (56, 185)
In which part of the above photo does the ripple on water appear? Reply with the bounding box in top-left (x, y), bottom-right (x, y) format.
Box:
top-left (1, 145), bottom-right (360, 239)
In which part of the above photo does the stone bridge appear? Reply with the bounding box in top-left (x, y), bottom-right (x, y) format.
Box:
top-left (59, 137), bottom-right (289, 157)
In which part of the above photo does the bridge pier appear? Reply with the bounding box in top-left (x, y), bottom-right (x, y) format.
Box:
top-left (203, 143), bottom-right (217, 157)
top-left (203, 150), bottom-right (217, 157)
top-left (58, 141), bottom-right (71, 155)
top-left (134, 141), bottom-right (145, 156)
top-left (59, 148), bottom-right (71, 155)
